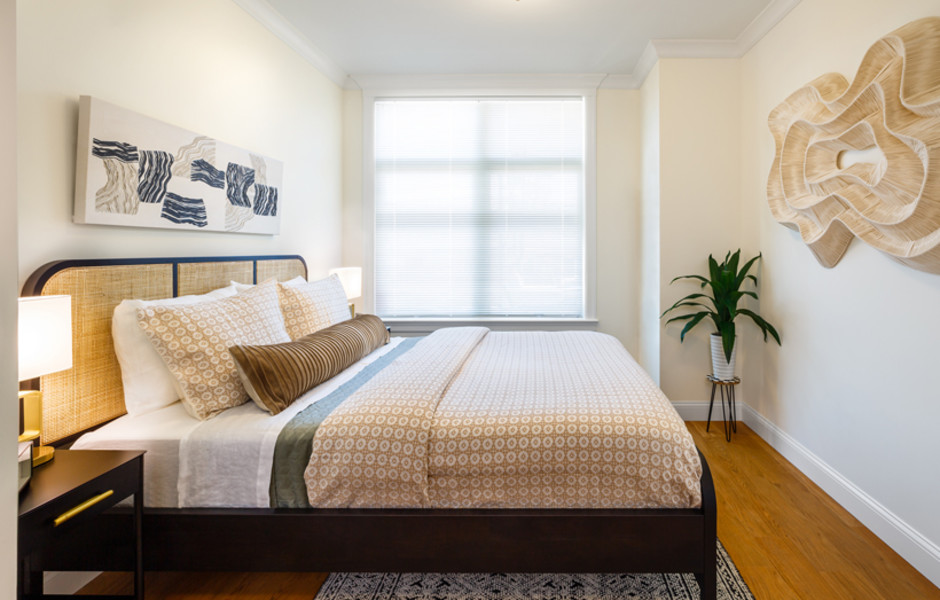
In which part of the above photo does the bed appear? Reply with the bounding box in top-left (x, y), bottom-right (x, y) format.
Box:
top-left (21, 254), bottom-right (717, 600)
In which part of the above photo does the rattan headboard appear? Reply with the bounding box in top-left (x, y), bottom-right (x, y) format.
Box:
top-left (21, 255), bottom-right (308, 445)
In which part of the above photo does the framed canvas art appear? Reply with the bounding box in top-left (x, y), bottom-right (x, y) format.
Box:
top-left (74, 96), bottom-right (283, 235)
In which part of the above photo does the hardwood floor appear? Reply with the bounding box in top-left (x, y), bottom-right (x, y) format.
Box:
top-left (79, 422), bottom-right (939, 599)
top-left (80, 571), bottom-right (329, 599)
top-left (687, 421), bottom-right (939, 600)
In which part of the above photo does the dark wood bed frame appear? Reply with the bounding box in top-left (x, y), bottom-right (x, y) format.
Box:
top-left (23, 255), bottom-right (717, 600)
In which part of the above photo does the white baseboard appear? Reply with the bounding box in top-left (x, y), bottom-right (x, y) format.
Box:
top-left (740, 403), bottom-right (940, 589)
top-left (43, 571), bottom-right (100, 594)
top-left (671, 400), bottom-right (740, 423)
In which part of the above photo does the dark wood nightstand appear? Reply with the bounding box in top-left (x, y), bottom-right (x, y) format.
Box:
top-left (18, 449), bottom-right (144, 600)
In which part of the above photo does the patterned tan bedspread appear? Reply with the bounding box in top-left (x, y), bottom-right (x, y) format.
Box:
top-left (304, 328), bottom-right (702, 509)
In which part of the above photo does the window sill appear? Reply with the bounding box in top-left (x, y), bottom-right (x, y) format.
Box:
top-left (383, 318), bottom-right (599, 336)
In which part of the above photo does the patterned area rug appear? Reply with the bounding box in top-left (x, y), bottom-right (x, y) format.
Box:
top-left (315, 541), bottom-right (754, 600)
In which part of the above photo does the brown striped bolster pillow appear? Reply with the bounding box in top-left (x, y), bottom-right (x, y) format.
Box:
top-left (229, 314), bottom-right (390, 415)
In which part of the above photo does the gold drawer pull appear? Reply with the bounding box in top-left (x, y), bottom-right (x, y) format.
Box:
top-left (53, 490), bottom-right (114, 527)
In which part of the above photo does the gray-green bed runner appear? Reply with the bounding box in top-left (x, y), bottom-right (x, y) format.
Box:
top-left (270, 337), bottom-right (421, 508)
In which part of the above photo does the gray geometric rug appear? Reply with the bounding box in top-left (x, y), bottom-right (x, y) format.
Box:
top-left (316, 541), bottom-right (754, 600)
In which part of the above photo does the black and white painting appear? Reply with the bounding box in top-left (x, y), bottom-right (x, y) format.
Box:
top-left (74, 96), bottom-right (283, 234)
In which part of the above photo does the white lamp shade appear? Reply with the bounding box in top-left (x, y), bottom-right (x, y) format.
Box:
top-left (18, 295), bottom-right (73, 381)
top-left (328, 267), bottom-right (362, 300)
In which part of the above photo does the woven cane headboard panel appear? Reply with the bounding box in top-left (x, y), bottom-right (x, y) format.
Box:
top-left (21, 255), bottom-right (307, 445)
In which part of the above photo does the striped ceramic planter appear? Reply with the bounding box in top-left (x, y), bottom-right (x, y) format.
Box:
top-left (710, 333), bottom-right (737, 380)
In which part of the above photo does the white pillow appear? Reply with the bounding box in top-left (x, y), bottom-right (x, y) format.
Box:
top-left (229, 276), bottom-right (304, 293)
top-left (277, 275), bottom-right (351, 340)
top-left (113, 284), bottom-right (239, 416)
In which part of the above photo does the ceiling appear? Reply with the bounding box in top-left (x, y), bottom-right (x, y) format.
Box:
top-left (255, 0), bottom-right (792, 85)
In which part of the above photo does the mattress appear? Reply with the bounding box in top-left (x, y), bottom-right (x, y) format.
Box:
top-left (71, 401), bottom-right (198, 507)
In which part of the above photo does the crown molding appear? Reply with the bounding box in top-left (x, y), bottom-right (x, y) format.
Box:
top-left (234, 0), bottom-right (800, 92)
top-left (735, 0), bottom-right (802, 54)
top-left (652, 39), bottom-right (739, 58)
top-left (626, 0), bottom-right (802, 88)
top-left (620, 42), bottom-right (662, 89)
top-left (231, 0), bottom-right (348, 87)
top-left (351, 73), bottom-right (607, 93)
top-left (598, 74), bottom-right (640, 90)
top-left (651, 0), bottom-right (801, 59)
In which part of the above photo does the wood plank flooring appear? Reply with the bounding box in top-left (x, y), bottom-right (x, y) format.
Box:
top-left (79, 421), bottom-right (939, 599)
top-left (687, 421), bottom-right (939, 600)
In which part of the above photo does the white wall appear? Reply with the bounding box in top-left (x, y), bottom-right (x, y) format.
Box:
top-left (655, 59), bottom-right (749, 405)
top-left (17, 0), bottom-right (345, 286)
top-left (340, 90), bottom-right (364, 290)
top-left (740, 0), bottom-right (940, 583)
top-left (637, 64), bottom-right (661, 380)
top-left (1, 0), bottom-right (19, 597)
top-left (595, 89), bottom-right (642, 354)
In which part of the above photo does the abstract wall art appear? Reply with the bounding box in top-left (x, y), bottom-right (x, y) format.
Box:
top-left (74, 96), bottom-right (283, 234)
top-left (767, 17), bottom-right (940, 273)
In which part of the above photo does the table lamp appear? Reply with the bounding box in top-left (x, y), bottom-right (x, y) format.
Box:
top-left (328, 267), bottom-right (362, 317)
top-left (18, 295), bottom-right (72, 467)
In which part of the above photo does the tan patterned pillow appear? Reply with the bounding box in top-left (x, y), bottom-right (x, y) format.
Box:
top-left (277, 275), bottom-right (351, 340)
top-left (230, 314), bottom-right (389, 415)
top-left (136, 281), bottom-right (291, 420)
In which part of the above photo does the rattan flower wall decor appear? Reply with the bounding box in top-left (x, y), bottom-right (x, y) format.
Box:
top-left (767, 17), bottom-right (940, 273)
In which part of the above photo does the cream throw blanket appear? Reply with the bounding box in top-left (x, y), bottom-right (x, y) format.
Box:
top-left (305, 328), bottom-right (703, 509)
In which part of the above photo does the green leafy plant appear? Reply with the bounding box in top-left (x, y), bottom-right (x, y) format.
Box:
top-left (661, 250), bottom-right (781, 362)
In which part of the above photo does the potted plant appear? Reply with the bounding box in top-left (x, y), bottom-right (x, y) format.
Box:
top-left (661, 250), bottom-right (781, 380)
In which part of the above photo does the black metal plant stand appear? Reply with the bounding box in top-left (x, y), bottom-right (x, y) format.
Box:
top-left (706, 375), bottom-right (740, 442)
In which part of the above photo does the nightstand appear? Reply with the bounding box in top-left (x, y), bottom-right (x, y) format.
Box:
top-left (18, 449), bottom-right (144, 600)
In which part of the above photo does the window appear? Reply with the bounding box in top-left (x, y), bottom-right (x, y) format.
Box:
top-left (370, 95), bottom-right (594, 320)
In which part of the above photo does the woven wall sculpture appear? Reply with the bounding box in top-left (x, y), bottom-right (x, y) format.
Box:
top-left (767, 17), bottom-right (940, 273)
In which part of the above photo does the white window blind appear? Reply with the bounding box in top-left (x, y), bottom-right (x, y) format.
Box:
top-left (374, 97), bottom-right (585, 318)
